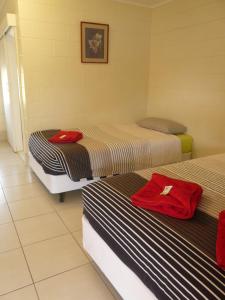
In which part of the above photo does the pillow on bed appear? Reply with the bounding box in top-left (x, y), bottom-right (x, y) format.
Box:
top-left (137, 117), bottom-right (187, 134)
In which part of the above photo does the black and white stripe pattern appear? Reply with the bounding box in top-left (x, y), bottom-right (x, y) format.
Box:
top-left (82, 180), bottom-right (225, 300)
top-left (29, 131), bottom-right (71, 177)
top-left (29, 124), bottom-right (182, 182)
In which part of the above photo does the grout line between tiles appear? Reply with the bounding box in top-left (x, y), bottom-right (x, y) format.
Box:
top-left (70, 228), bottom-right (92, 263)
top-left (0, 151), bottom-right (118, 299)
top-left (22, 232), bottom-right (69, 248)
top-left (9, 210), bottom-right (55, 222)
top-left (0, 180), bottom-right (37, 189)
top-left (34, 261), bottom-right (90, 285)
top-left (0, 283), bottom-right (35, 298)
top-left (2, 180), bottom-right (41, 300)
top-left (0, 170), bottom-right (33, 180)
top-left (0, 245), bottom-right (21, 256)
top-left (51, 196), bottom-right (87, 255)
top-left (50, 191), bottom-right (119, 299)
top-left (0, 174), bottom-right (37, 189)
top-left (1, 158), bottom-right (86, 298)
top-left (0, 220), bottom-right (13, 226)
top-left (47, 194), bottom-right (119, 297)
top-left (55, 200), bottom-right (119, 300)
top-left (4, 193), bottom-right (52, 204)
top-left (51, 197), bottom-right (82, 233)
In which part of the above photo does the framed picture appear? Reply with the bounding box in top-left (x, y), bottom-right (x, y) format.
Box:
top-left (81, 22), bottom-right (109, 63)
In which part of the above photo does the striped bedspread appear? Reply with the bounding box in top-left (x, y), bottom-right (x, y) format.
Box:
top-left (82, 154), bottom-right (225, 300)
top-left (29, 124), bottom-right (181, 181)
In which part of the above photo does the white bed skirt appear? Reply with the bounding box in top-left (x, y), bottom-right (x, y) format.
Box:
top-left (82, 216), bottom-right (157, 300)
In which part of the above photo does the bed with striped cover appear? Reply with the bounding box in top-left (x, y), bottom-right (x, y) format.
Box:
top-left (29, 123), bottom-right (182, 181)
top-left (82, 153), bottom-right (225, 300)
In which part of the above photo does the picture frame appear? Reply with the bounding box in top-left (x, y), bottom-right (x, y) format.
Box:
top-left (81, 22), bottom-right (109, 63)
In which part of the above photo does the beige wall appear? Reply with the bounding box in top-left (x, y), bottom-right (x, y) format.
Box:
top-left (147, 0), bottom-right (225, 157)
top-left (17, 0), bottom-right (151, 141)
top-left (0, 95), bottom-right (6, 141)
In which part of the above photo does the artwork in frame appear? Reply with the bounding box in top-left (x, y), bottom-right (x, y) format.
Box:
top-left (81, 22), bottom-right (109, 63)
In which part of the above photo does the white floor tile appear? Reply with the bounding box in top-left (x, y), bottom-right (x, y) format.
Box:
top-left (0, 172), bottom-right (35, 188)
top-left (3, 182), bottom-right (49, 203)
top-left (36, 264), bottom-right (115, 300)
top-left (0, 223), bottom-right (20, 253)
top-left (0, 249), bottom-right (32, 295)
top-left (0, 142), bottom-right (121, 299)
top-left (0, 285), bottom-right (38, 300)
top-left (15, 213), bottom-right (68, 246)
top-left (0, 189), bottom-right (6, 203)
top-left (24, 234), bottom-right (88, 282)
top-left (0, 157), bottom-right (23, 168)
top-left (0, 164), bottom-right (29, 179)
top-left (8, 196), bottom-right (54, 221)
top-left (57, 206), bottom-right (83, 232)
top-left (0, 158), bottom-right (24, 169)
top-left (0, 203), bottom-right (12, 225)
top-left (0, 152), bottom-right (21, 161)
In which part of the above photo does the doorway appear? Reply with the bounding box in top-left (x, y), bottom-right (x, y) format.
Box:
top-left (0, 25), bottom-right (23, 152)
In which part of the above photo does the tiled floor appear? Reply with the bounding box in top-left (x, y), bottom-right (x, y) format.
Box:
top-left (0, 142), bottom-right (121, 300)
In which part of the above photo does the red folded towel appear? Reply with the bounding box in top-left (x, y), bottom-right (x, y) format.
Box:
top-left (131, 173), bottom-right (203, 219)
top-left (216, 210), bottom-right (225, 269)
top-left (48, 130), bottom-right (83, 144)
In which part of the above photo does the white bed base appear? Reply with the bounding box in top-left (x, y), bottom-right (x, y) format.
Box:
top-left (83, 216), bottom-right (157, 300)
top-left (29, 151), bottom-right (191, 195)
top-left (29, 152), bottom-right (98, 194)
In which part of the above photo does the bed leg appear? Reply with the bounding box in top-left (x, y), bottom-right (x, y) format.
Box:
top-left (59, 193), bottom-right (65, 203)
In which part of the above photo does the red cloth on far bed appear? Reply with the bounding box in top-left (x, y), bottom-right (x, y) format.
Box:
top-left (131, 173), bottom-right (202, 219)
top-left (216, 210), bottom-right (225, 269)
top-left (48, 130), bottom-right (83, 144)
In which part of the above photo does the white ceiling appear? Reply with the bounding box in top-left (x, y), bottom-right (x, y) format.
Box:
top-left (114, 0), bottom-right (172, 8)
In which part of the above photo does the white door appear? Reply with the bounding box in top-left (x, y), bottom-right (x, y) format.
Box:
top-left (0, 27), bottom-right (23, 152)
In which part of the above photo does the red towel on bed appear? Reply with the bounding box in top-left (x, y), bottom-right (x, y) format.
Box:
top-left (131, 173), bottom-right (203, 219)
top-left (216, 210), bottom-right (225, 269)
top-left (48, 130), bottom-right (83, 144)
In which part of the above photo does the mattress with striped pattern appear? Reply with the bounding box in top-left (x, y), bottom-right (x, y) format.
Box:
top-left (82, 153), bottom-right (225, 300)
top-left (29, 124), bottom-right (181, 181)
